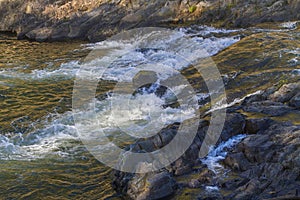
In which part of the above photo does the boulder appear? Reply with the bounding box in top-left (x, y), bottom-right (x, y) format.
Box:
top-left (1, 0), bottom-right (300, 41)
top-left (223, 152), bottom-right (251, 171)
top-left (132, 70), bottom-right (158, 88)
top-left (218, 113), bottom-right (246, 143)
top-left (127, 171), bottom-right (176, 200)
top-left (245, 118), bottom-right (274, 134)
top-left (224, 123), bottom-right (300, 199)
top-left (269, 82), bottom-right (300, 103)
top-left (289, 92), bottom-right (300, 108)
top-left (243, 101), bottom-right (295, 117)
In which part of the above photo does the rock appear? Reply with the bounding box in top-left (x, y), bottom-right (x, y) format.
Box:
top-left (237, 134), bottom-right (274, 163)
top-left (224, 122), bottom-right (300, 199)
top-left (113, 80), bottom-right (300, 199)
top-left (197, 186), bottom-right (223, 200)
top-left (188, 179), bottom-right (201, 188)
top-left (289, 92), bottom-right (300, 108)
top-left (197, 168), bottom-right (215, 184)
top-left (230, 178), bottom-right (261, 200)
top-left (243, 101), bottom-right (295, 117)
top-left (245, 118), bottom-right (274, 134)
top-left (127, 171), bottom-right (176, 200)
top-left (1, 0), bottom-right (300, 41)
top-left (220, 177), bottom-right (250, 191)
top-left (224, 152), bottom-right (251, 171)
top-left (218, 113), bottom-right (246, 142)
top-left (132, 70), bottom-right (158, 88)
top-left (269, 82), bottom-right (300, 103)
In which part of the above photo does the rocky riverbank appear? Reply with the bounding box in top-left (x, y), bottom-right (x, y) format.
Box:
top-left (111, 25), bottom-right (300, 199)
top-left (112, 81), bottom-right (300, 200)
top-left (0, 0), bottom-right (299, 42)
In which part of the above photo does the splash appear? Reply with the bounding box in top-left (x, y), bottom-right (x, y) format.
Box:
top-left (200, 134), bottom-right (246, 174)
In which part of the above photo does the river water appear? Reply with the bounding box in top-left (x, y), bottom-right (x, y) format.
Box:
top-left (0, 23), bottom-right (299, 199)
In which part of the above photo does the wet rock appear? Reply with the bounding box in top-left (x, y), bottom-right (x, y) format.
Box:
top-left (237, 134), bottom-right (274, 163)
top-left (188, 179), bottom-right (201, 188)
top-left (173, 160), bottom-right (193, 176)
top-left (127, 171), bottom-right (176, 200)
top-left (218, 113), bottom-right (246, 142)
top-left (269, 82), bottom-right (300, 103)
top-left (197, 168), bottom-right (215, 184)
top-left (133, 71), bottom-right (158, 87)
top-left (289, 92), bottom-right (300, 108)
top-left (224, 122), bottom-right (300, 199)
top-left (197, 186), bottom-right (223, 200)
top-left (230, 178), bottom-right (261, 200)
top-left (220, 177), bottom-right (250, 191)
top-left (245, 118), bottom-right (274, 134)
top-left (243, 101), bottom-right (295, 117)
top-left (114, 84), bottom-right (300, 200)
top-left (223, 152), bottom-right (251, 171)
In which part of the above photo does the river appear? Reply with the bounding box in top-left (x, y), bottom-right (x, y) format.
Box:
top-left (0, 22), bottom-right (299, 199)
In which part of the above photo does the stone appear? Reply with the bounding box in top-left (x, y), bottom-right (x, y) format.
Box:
top-left (289, 92), bottom-right (300, 108)
top-left (1, 0), bottom-right (300, 41)
top-left (197, 168), bottom-right (214, 184)
top-left (219, 113), bottom-right (246, 142)
top-left (245, 118), bottom-right (274, 134)
top-left (188, 179), bottom-right (201, 188)
top-left (132, 71), bottom-right (158, 88)
top-left (127, 171), bottom-right (176, 200)
top-left (269, 82), bottom-right (300, 103)
top-left (243, 101), bottom-right (295, 117)
top-left (224, 152), bottom-right (251, 171)
top-left (113, 84), bottom-right (300, 199)
top-left (231, 179), bottom-right (261, 200)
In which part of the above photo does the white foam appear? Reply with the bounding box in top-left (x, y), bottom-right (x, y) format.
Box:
top-left (0, 27), bottom-right (240, 81)
top-left (292, 69), bottom-right (300, 75)
top-left (288, 58), bottom-right (299, 64)
top-left (0, 61), bottom-right (81, 80)
top-left (77, 27), bottom-right (240, 82)
top-left (0, 88), bottom-right (197, 160)
top-left (0, 112), bottom-right (79, 160)
top-left (179, 25), bottom-right (241, 37)
top-left (200, 134), bottom-right (246, 174)
top-left (206, 90), bottom-right (262, 114)
top-left (205, 186), bottom-right (219, 191)
top-left (281, 21), bottom-right (298, 29)
top-left (79, 88), bottom-right (198, 139)
top-left (0, 26), bottom-right (241, 160)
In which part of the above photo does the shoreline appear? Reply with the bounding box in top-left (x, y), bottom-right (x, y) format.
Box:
top-left (0, 0), bottom-right (299, 42)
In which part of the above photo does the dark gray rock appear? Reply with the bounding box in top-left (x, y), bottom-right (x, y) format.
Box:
top-left (188, 179), bottom-right (201, 188)
top-left (218, 113), bottom-right (246, 142)
top-left (224, 123), bottom-right (300, 199)
top-left (127, 171), bottom-right (176, 200)
top-left (243, 101), bottom-right (295, 117)
top-left (223, 152), bottom-right (251, 171)
top-left (289, 92), bottom-right (300, 109)
top-left (269, 82), bottom-right (300, 103)
top-left (245, 118), bottom-right (274, 134)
